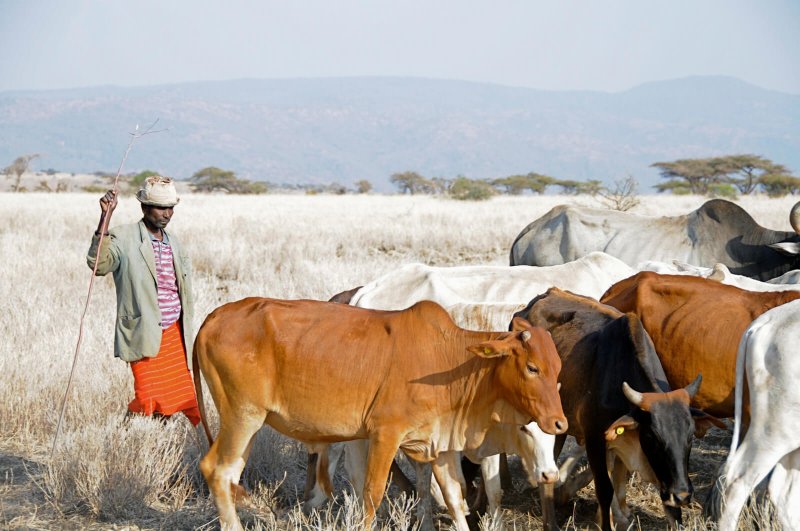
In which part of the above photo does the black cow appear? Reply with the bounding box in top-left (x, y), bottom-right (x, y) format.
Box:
top-left (516, 288), bottom-right (709, 531)
top-left (510, 199), bottom-right (800, 281)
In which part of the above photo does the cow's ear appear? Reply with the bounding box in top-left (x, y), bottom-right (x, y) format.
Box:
top-left (604, 415), bottom-right (639, 441)
top-left (468, 340), bottom-right (510, 359)
top-left (768, 242), bottom-right (800, 256)
top-left (510, 316), bottom-right (533, 332)
top-left (690, 408), bottom-right (728, 438)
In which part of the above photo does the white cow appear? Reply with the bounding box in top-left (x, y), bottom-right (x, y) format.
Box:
top-left (716, 300), bottom-right (800, 531)
top-left (308, 252), bottom-right (636, 520)
top-left (510, 199), bottom-right (800, 281)
top-left (638, 260), bottom-right (800, 292)
top-left (351, 251), bottom-right (637, 313)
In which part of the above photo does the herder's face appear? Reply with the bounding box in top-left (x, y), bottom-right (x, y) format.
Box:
top-left (142, 204), bottom-right (174, 231)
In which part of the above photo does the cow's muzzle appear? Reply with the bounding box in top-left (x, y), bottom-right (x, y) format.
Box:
top-left (663, 489), bottom-right (692, 507)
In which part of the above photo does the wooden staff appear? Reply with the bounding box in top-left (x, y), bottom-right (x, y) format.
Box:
top-left (51, 121), bottom-right (165, 461)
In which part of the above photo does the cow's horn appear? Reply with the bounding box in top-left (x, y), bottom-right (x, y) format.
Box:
top-left (791, 202), bottom-right (800, 235)
top-left (520, 330), bottom-right (531, 342)
top-left (685, 374), bottom-right (703, 399)
top-left (622, 382), bottom-right (644, 407)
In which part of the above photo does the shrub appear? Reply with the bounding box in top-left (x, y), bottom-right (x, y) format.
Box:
top-left (448, 177), bottom-right (495, 201)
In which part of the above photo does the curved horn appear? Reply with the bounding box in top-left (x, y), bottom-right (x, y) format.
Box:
top-left (520, 330), bottom-right (531, 342)
top-left (685, 374), bottom-right (703, 400)
top-left (791, 202), bottom-right (800, 235)
top-left (622, 382), bottom-right (644, 407)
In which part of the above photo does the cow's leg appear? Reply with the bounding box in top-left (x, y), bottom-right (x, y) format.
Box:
top-left (431, 451), bottom-right (470, 531)
top-left (768, 449), bottom-right (800, 531)
top-left (362, 433), bottom-right (402, 528)
top-left (480, 454), bottom-right (503, 518)
top-left (199, 413), bottom-right (264, 531)
top-left (413, 460), bottom-right (435, 531)
top-left (717, 439), bottom-right (784, 531)
top-left (460, 456), bottom-right (485, 513)
top-left (345, 439), bottom-right (369, 495)
top-left (303, 451), bottom-right (319, 503)
top-left (304, 442), bottom-right (345, 510)
top-left (586, 439), bottom-right (614, 531)
top-left (498, 452), bottom-right (512, 491)
top-left (608, 454), bottom-right (631, 527)
top-left (539, 434), bottom-right (568, 530)
top-left (388, 457), bottom-right (414, 494)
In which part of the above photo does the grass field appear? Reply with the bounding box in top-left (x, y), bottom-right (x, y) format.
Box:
top-left (1, 191), bottom-right (795, 530)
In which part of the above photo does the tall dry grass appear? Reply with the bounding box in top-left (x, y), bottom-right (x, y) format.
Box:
top-left (1, 191), bottom-right (796, 529)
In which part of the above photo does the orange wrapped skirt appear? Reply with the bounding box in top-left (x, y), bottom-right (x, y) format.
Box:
top-left (128, 321), bottom-right (200, 425)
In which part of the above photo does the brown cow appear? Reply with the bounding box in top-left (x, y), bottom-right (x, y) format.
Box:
top-left (193, 298), bottom-right (566, 531)
top-left (600, 271), bottom-right (800, 418)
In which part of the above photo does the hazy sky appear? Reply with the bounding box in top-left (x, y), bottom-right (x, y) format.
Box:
top-left (1, 0), bottom-right (799, 94)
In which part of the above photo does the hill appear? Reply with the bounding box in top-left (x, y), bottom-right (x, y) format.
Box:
top-left (1, 76), bottom-right (798, 191)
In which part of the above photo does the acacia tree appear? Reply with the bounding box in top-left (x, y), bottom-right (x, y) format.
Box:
top-left (491, 173), bottom-right (556, 195)
top-left (651, 158), bottom-right (728, 195)
top-left (190, 166), bottom-right (267, 194)
top-left (652, 155), bottom-right (794, 196)
top-left (3, 153), bottom-right (40, 192)
top-left (390, 171), bottom-right (431, 195)
top-left (725, 154), bottom-right (789, 194)
top-left (760, 173), bottom-right (800, 197)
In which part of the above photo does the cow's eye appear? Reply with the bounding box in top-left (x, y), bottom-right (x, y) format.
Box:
top-left (527, 364), bottom-right (540, 375)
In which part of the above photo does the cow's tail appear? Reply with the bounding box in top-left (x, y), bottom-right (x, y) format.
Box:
top-left (730, 323), bottom-right (755, 455)
top-left (193, 338), bottom-right (214, 447)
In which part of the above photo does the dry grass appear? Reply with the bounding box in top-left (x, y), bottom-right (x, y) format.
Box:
top-left (1, 191), bottom-right (796, 529)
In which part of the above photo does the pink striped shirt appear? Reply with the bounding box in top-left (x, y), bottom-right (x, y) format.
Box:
top-left (150, 233), bottom-right (182, 329)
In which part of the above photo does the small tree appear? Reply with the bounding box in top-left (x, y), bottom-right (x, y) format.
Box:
top-left (597, 175), bottom-right (640, 211)
top-left (355, 180), bottom-right (372, 194)
top-left (3, 153), bottom-right (40, 192)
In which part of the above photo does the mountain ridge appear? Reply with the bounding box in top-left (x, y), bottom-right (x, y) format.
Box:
top-left (1, 76), bottom-right (798, 191)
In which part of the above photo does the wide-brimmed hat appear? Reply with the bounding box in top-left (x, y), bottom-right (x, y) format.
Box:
top-left (136, 175), bottom-right (180, 207)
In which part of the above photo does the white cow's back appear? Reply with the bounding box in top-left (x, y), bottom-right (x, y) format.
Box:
top-left (351, 251), bottom-right (636, 312)
top-left (638, 260), bottom-right (800, 292)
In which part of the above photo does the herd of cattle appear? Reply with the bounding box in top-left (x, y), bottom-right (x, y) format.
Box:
top-left (191, 198), bottom-right (800, 531)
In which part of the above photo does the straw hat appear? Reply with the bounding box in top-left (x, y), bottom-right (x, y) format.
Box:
top-left (136, 175), bottom-right (180, 207)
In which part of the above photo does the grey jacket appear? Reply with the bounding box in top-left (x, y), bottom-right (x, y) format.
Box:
top-left (87, 220), bottom-right (194, 365)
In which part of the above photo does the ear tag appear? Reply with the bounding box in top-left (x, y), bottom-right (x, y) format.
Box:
top-left (484, 347), bottom-right (492, 355)
top-left (615, 426), bottom-right (625, 436)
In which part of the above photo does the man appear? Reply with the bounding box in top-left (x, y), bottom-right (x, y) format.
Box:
top-left (87, 175), bottom-right (200, 425)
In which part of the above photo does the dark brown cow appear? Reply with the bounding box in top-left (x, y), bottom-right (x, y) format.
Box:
top-left (193, 298), bottom-right (567, 531)
top-left (600, 271), bottom-right (800, 417)
top-left (517, 288), bottom-right (710, 530)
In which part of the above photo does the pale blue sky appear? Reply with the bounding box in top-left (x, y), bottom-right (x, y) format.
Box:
top-left (1, 0), bottom-right (798, 94)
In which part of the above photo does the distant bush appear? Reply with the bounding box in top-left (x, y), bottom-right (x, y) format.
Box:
top-left (356, 180), bottom-right (372, 194)
top-left (128, 170), bottom-right (160, 193)
top-left (449, 176), bottom-right (495, 201)
top-left (190, 166), bottom-right (268, 194)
